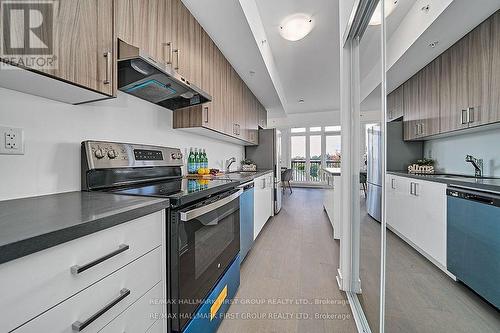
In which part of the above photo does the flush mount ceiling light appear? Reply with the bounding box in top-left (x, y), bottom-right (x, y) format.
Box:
top-left (298, 98), bottom-right (305, 103)
top-left (369, 0), bottom-right (398, 26)
top-left (279, 14), bottom-right (314, 41)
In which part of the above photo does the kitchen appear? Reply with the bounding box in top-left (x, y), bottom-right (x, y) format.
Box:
top-left (0, 1), bottom-right (499, 333)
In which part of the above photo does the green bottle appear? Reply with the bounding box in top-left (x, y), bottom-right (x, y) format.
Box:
top-left (188, 148), bottom-right (195, 173)
top-left (194, 148), bottom-right (200, 172)
top-left (202, 149), bottom-right (208, 169)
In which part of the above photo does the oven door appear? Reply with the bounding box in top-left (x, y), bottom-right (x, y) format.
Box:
top-left (172, 188), bottom-right (241, 331)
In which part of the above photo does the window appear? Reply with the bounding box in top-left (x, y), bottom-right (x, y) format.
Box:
top-left (291, 127), bottom-right (306, 133)
top-left (326, 135), bottom-right (342, 168)
top-left (291, 136), bottom-right (306, 181)
top-left (289, 126), bottom-right (342, 183)
top-left (325, 126), bottom-right (341, 132)
top-left (291, 136), bottom-right (306, 159)
top-left (309, 135), bottom-right (322, 181)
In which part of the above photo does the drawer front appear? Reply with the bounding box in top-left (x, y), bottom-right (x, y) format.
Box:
top-left (100, 282), bottom-right (164, 333)
top-left (14, 246), bottom-right (162, 333)
top-left (0, 211), bottom-right (164, 332)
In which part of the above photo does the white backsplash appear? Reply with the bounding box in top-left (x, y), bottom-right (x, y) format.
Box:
top-left (424, 127), bottom-right (500, 177)
top-left (0, 87), bottom-right (244, 201)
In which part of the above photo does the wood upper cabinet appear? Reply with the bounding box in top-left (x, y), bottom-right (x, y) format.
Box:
top-left (387, 85), bottom-right (403, 121)
top-left (403, 76), bottom-right (420, 140)
top-left (439, 37), bottom-right (469, 133)
top-left (171, 0), bottom-right (202, 87)
top-left (492, 10), bottom-right (500, 123)
top-left (115, 0), bottom-right (173, 65)
top-left (419, 58), bottom-right (440, 137)
top-left (258, 104), bottom-right (267, 128)
top-left (3, 0), bottom-right (114, 96)
top-left (466, 18), bottom-right (492, 128)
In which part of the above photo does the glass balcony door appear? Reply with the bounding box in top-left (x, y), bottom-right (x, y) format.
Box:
top-left (290, 127), bottom-right (341, 183)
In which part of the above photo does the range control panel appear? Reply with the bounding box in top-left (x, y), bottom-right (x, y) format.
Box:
top-left (83, 141), bottom-right (183, 170)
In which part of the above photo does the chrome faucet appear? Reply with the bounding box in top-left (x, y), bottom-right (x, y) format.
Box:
top-left (465, 155), bottom-right (483, 178)
top-left (225, 157), bottom-right (236, 172)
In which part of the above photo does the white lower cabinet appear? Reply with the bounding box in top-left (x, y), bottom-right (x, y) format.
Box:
top-left (254, 172), bottom-right (273, 240)
top-left (15, 247), bottom-right (162, 333)
top-left (1, 211), bottom-right (166, 333)
top-left (0, 211), bottom-right (164, 333)
top-left (100, 282), bottom-right (163, 333)
top-left (386, 174), bottom-right (447, 269)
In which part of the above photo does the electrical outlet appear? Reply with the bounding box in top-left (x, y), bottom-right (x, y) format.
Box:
top-left (0, 126), bottom-right (24, 155)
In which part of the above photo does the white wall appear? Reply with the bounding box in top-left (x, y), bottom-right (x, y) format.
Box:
top-left (0, 88), bottom-right (244, 201)
top-left (424, 128), bottom-right (500, 177)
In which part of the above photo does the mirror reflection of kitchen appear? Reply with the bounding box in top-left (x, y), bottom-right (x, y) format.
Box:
top-left (384, 1), bottom-right (500, 332)
top-left (358, 4), bottom-right (383, 332)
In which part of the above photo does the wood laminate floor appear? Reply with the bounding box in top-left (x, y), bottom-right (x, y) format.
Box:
top-left (358, 195), bottom-right (500, 333)
top-left (217, 188), bottom-right (357, 333)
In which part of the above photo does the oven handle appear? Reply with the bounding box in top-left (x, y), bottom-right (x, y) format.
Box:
top-left (180, 189), bottom-right (243, 221)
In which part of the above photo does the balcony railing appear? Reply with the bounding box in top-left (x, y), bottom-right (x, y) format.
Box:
top-left (290, 160), bottom-right (341, 182)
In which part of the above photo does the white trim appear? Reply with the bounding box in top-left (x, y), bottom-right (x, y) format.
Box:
top-left (379, 0), bottom-right (387, 332)
top-left (346, 291), bottom-right (372, 333)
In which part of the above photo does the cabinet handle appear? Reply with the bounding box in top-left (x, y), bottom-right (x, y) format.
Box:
top-left (391, 179), bottom-right (395, 189)
top-left (420, 123), bottom-right (424, 135)
top-left (413, 183), bottom-right (418, 196)
top-left (410, 182), bottom-right (414, 195)
top-left (70, 244), bottom-right (129, 275)
top-left (461, 109), bottom-right (468, 125)
top-left (173, 49), bottom-right (180, 70)
top-left (262, 178), bottom-right (266, 189)
top-left (103, 52), bottom-right (111, 85)
top-left (72, 288), bottom-right (130, 331)
top-left (468, 107), bottom-right (474, 123)
top-left (203, 106), bottom-right (209, 123)
top-left (163, 42), bottom-right (173, 64)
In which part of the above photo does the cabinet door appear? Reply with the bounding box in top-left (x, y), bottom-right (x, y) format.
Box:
top-left (402, 77), bottom-right (420, 140)
top-left (412, 179), bottom-right (447, 267)
top-left (6, 0), bottom-right (114, 95)
top-left (387, 85), bottom-right (403, 121)
top-left (467, 19), bottom-right (492, 128)
top-left (419, 58), bottom-right (440, 137)
top-left (200, 29), bottom-right (217, 130)
top-left (171, 0), bottom-right (201, 86)
top-left (492, 10), bottom-right (500, 123)
top-left (115, 0), bottom-right (172, 64)
top-left (439, 38), bottom-right (469, 133)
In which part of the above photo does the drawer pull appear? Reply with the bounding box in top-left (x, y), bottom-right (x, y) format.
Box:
top-left (72, 288), bottom-right (130, 331)
top-left (71, 244), bottom-right (129, 275)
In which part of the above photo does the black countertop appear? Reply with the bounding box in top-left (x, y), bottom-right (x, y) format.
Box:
top-left (0, 191), bottom-right (169, 265)
top-left (388, 171), bottom-right (500, 193)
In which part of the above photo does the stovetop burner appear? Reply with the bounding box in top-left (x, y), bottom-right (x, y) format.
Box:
top-left (81, 141), bottom-right (238, 207)
top-left (109, 177), bottom-right (237, 207)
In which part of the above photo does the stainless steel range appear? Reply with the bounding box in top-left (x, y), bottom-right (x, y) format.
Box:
top-left (81, 141), bottom-right (242, 333)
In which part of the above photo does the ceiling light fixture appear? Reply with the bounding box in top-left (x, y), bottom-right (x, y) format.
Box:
top-left (369, 0), bottom-right (398, 26)
top-left (298, 98), bottom-right (305, 103)
top-left (279, 14), bottom-right (314, 41)
top-left (429, 41), bottom-right (439, 48)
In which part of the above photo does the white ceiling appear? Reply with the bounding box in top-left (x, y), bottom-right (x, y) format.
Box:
top-left (254, 0), bottom-right (340, 115)
top-left (182, 0), bottom-right (340, 118)
top-left (181, 0), bottom-right (283, 112)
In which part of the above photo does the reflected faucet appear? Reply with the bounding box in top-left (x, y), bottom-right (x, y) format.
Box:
top-left (226, 157), bottom-right (236, 173)
top-left (465, 155), bottom-right (483, 178)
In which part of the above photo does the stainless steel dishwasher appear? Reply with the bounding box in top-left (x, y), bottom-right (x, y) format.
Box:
top-left (447, 186), bottom-right (500, 309)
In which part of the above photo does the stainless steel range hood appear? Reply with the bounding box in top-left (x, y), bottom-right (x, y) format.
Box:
top-left (117, 39), bottom-right (211, 110)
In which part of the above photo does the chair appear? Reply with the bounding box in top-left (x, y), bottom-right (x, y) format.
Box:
top-left (360, 171), bottom-right (367, 198)
top-left (281, 168), bottom-right (293, 194)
